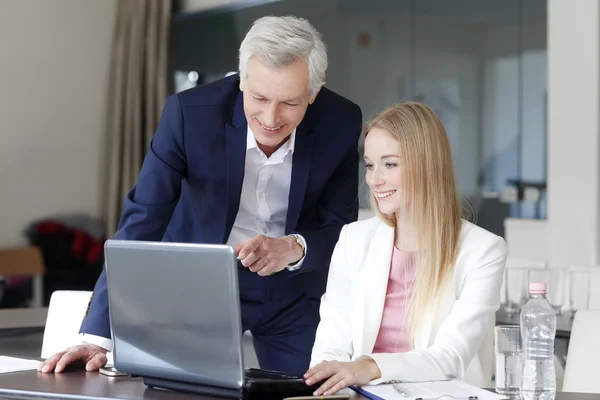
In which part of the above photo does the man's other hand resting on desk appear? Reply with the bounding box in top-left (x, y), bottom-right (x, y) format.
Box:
top-left (38, 344), bottom-right (107, 373)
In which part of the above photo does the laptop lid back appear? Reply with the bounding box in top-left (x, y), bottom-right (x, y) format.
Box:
top-left (104, 240), bottom-right (244, 391)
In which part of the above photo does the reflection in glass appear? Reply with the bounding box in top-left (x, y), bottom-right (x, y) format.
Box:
top-left (172, 0), bottom-right (547, 233)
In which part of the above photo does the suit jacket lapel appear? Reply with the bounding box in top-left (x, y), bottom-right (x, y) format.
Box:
top-left (357, 222), bottom-right (394, 355)
top-left (224, 92), bottom-right (247, 243)
top-left (285, 109), bottom-right (316, 233)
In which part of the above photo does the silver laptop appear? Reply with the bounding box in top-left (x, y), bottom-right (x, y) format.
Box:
top-left (104, 240), bottom-right (245, 396)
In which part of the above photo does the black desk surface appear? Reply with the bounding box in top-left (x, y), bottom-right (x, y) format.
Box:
top-left (0, 371), bottom-right (596, 400)
top-left (0, 370), bottom-right (366, 400)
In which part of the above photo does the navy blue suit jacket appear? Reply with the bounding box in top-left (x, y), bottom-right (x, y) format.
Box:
top-left (80, 74), bottom-right (362, 339)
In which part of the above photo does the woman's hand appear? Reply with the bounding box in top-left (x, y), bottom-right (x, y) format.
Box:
top-left (303, 359), bottom-right (382, 396)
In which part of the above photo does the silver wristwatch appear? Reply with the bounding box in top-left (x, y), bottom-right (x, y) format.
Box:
top-left (286, 234), bottom-right (306, 271)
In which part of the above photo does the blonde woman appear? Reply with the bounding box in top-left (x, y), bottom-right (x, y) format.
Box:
top-left (304, 102), bottom-right (507, 396)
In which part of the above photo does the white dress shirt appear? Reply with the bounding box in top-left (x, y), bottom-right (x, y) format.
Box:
top-left (81, 126), bottom-right (306, 351)
top-left (226, 126), bottom-right (296, 247)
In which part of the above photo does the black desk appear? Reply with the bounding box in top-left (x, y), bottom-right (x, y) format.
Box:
top-left (0, 371), bottom-right (596, 400)
top-left (0, 371), bottom-right (367, 399)
top-left (0, 371), bottom-right (208, 399)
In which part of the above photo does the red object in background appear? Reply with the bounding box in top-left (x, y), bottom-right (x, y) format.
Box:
top-left (35, 221), bottom-right (103, 265)
top-left (5, 277), bottom-right (28, 288)
top-left (357, 32), bottom-right (371, 47)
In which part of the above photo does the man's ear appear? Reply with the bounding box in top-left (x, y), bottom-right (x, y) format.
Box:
top-left (239, 80), bottom-right (245, 92)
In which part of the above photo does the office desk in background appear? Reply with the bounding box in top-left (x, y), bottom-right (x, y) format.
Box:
top-left (496, 308), bottom-right (572, 367)
top-left (0, 308), bottom-right (47, 332)
top-left (0, 371), bottom-right (597, 400)
top-left (496, 309), bottom-right (572, 339)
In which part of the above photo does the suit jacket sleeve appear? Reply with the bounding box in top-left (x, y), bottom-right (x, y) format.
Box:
top-left (366, 237), bottom-right (507, 384)
top-left (295, 104), bottom-right (362, 272)
top-left (310, 224), bottom-right (355, 365)
top-left (79, 94), bottom-right (187, 338)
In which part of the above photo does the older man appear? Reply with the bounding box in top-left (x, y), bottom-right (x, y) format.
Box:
top-left (40, 15), bottom-right (362, 375)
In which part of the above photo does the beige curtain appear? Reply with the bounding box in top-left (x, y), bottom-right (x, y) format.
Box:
top-left (102, 0), bottom-right (172, 236)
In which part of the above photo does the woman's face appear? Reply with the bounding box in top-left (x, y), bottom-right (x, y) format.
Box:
top-left (364, 127), bottom-right (404, 215)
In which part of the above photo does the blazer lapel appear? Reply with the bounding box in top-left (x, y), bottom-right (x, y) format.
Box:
top-left (356, 222), bottom-right (395, 355)
top-left (285, 111), bottom-right (316, 233)
top-left (224, 92), bottom-right (247, 243)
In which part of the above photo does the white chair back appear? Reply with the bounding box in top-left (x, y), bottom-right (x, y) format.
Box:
top-left (500, 256), bottom-right (547, 304)
top-left (41, 290), bottom-right (113, 364)
top-left (566, 265), bottom-right (600, 310)
top-left (562, 310), bottom-right (600, 393)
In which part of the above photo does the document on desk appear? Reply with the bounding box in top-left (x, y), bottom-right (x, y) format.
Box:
top-left (0, 356), bottom-right (42, 374)
top-left (354, 380), bottom-right (507, 400)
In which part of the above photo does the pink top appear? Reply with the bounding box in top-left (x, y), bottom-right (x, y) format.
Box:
top-left (372, 246), bottom-right (416, 354)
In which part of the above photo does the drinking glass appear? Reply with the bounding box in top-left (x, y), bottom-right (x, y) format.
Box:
top-left (504, 268), bottom-right (528, 314)
top-left (495, 325), bottom-right (523, 395)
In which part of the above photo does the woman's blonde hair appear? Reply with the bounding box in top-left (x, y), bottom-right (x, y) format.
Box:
top-left (365, 101), bottom-right (462, 346)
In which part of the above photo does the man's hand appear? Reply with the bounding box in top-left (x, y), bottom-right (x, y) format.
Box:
top-left (235, 235), bottom-right (303, 276)
top-left (303, 359), bottom-right (382, 396)
top-left (38, 344), bottom-right (108, 373)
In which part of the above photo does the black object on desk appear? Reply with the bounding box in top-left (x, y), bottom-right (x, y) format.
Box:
top-left (144, 368), bottom-right (325, 399)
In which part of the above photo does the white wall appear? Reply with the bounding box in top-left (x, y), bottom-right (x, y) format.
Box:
top-left (547, 0), bottom-right (600, 268)
top-left (0, 0), bottom-right (117, 247)
top-left (505, 1), bottom-right (600, 270)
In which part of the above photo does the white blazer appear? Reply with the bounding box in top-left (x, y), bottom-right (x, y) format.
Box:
top-left (310, 217), bottom-right (507, 386)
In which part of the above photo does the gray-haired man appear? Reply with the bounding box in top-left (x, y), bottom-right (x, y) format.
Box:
top-left (40, 15), bottom-right (362, 375)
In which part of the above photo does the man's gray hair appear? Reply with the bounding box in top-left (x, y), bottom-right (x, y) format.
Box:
top-left (239, 15), bottom-right (328, 94)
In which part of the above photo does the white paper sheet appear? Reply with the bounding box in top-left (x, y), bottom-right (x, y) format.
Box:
top-left (356, 380), bottom-right (508, 400)
top-left (0, 356), bottom-right (42, 374)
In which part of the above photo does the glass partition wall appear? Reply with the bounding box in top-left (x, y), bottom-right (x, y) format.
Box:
top-left (173, 0), bottom-right (548, 237)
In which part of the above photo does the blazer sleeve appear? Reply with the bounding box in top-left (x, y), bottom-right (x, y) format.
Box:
top-left (113, 94), bottom-right (188, 240)
top-left (79, 94), bottom-right (187, 338)
top-left (294, 104), bottom-right (362, 272)
top-left (366, 236), bottom-right (507, 384)
top-left (309, 224), bottom-right (355, 366)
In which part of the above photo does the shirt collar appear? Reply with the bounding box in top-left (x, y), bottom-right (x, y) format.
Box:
top-left (246, 125), bottom-right (296, 156)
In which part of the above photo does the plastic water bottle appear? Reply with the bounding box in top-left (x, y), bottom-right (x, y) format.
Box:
top-left (520, 282), bottom-right (556, 400)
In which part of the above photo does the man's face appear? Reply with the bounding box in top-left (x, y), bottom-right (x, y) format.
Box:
top-left (240, 56), bottom-right (318, 156)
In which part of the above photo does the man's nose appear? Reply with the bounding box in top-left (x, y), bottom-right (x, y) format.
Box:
top-left (262, 103), bottom-right (279, 127)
